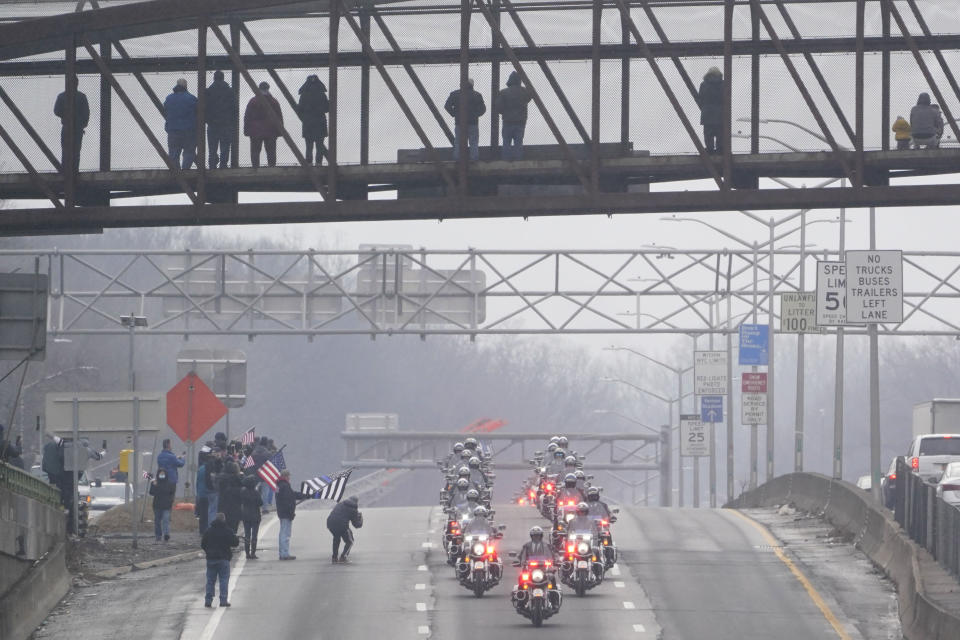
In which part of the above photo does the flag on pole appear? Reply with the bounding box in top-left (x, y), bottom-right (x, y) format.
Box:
top-left (316, 469), bottom-right (353, 502)
top-left (242, 455), bottom-right (255, 470)
top-left (142, 470), bottom-right (153, 480)
top-left (270, 450), bottom-right (286, 471)
top-left (300, 475), bottom-right (332, 495)
top-left (258, 460), bottom-right (281, 491)
top-left (240, 427), bottom-right (256, 446)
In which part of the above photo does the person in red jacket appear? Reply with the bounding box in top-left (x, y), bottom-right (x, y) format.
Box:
top-left (244, 81), bottom-right (284, 167)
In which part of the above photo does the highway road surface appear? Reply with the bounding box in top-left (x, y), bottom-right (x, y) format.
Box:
top-left (177, 503), bottom-right (893, 640)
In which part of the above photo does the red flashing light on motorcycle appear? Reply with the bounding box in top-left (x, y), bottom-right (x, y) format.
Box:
top-left (529, 561), bottom-right (538, 567)
top-left (521, 572), bottom-right (530, 582)
top-left (600, 519), bottom-right (608, 526)
top-left (567, 544), bottom-right (575, 553)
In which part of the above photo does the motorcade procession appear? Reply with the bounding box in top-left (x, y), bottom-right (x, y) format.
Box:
top-left (438, 435), bottom-right (619, 627)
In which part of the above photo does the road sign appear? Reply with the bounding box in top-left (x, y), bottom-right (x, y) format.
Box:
top-left (680, 414), bottom-right (710, 457)
top-left (0, 272), bottom-right (48, 361)
top-left (176, 349), bottom-right (247, 408)
top-left (845, 250), bottom-right (903, 324)
top-left (46, 392), bottom-right (165, 436)
top-left (166, 372), bottom-right (227, 443)
top-left (742, 392), bottom-right (768, 425)
top-left (738, 324), bottom-right (769, 366)
top-left (741, 372), bottom-right (767, 393)
top-left (779, 292), bottom-right (818, 334)
top-left (700, 396), bottom-right (723, 423)
top-left (816, 261), bottom-right (847, 326)
top-left (694, 351), bottom-right (727, 395)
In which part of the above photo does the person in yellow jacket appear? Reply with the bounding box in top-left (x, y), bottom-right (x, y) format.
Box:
top-left (892, 116), bottom-right (911, 150)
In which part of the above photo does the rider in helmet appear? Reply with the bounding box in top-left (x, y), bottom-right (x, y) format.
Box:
top-left (448, 477), bottom-right (471, 509)
top-left (568, 502), bottom-right (595, 534)
top-left (557, 472), bottom-right (585, 507)
top-left (546, 442), bottom-right (558, 455)
top-left (557, 436), bottom-right (569, 449)
top-left (574, 469), bottom-right (588, 491)
top-left (545, 449), bottom-right (567, 474)
top-left (549, 436), bottom-right (561, 445)
top-left (446, 442), bottom-right (466, 467)
top-left (518, 525), bottom-right (551, 564)
top-left (467, 456), bottom-right (487, 489)
top-left (463, 505), bottom-right (494, 534)
top-left (464, 437), bottom-right (479, 452)
top-left (585, 487), bottom-right (613, 520)
top-left (563, 455), bottom-right (578, 471)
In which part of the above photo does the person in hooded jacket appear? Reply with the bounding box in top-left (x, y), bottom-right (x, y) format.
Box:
top-left (201, 512), bottom-right (239, 608)
top-left (239, 474), bottom-right (263, 559)
top-left (149, 468), bottom-right (177, 541)
top-left (296, 74), bottom-right (329, 165)
top-left (217, 461), bottom-right (244, 534)
top-left (53, 75), bottom-right (90, 171)
top-left (910, 92), bottom-right (944, 149)
top-left (244, 81), bottom-right (284, 167)
top-left (697, 67), bottom-right (724, 154)
top-left (276, 469), bottom-right (308, 560)
top-left (326, 495), bottom-right (363, 563)
top-left (444, 79), bottom-right (486, 161)
top-left (205, 70), bottom-right (234, 169)
top-left (163, 78), bottom-right (198, 169)
top-left (495, 71), bottom-right (533, 160)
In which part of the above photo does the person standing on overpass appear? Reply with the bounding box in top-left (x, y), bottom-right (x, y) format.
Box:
top-left (444, 79), bottom-right (486, 161)
top-left (495, 70), bottom-right (533, 160)
top-left (696, 67), bottom-right (724, 154)
top-left (327, 495), bottom-right (363, 564)
top-left (163, 78), bottom-right (198, 169)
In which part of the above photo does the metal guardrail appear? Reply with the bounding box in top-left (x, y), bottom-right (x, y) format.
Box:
top-left (894, 457), bottom-right (960, 578)
top-left (0, 460), bottom-right (61, 508)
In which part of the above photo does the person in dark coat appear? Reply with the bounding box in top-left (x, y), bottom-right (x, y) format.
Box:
top-left (205, 70), bottom-right (234, 169)
top-left (53, 75), bottom-right (90, 172)
top-left (239, 474), bottom-right (263, 559)
top-left (444, 79), bottom-right (486, 161)
top-left (275, 469), bottom-right (307, 560)
top-left (296, 74), bottom-right (329, 165)
top-left (201, 512), bottom-right (239, 608)
top-left (495, 70), bottom-right (533, 160)
top-left (697, 66), bottom-right (724, 154)
top-left (149, 469), bottom-right (177, 542)
top-left (163, 78), bottom-right (199, 169)
top-left (326, 495), bottom-right (363, 563)
top-left (217, 461), bottom-right (244, 534)
top-left (244, 81), bottom-right (284, 167)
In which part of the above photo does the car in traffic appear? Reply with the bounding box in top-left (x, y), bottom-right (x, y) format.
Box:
top-left (881, 457), bottom-right (899, 510)
top-left (906, 434), bottom-right (960, 484)
top-left (855, 475), bottom-right (871, 491)
top-left (935, 461), bottom-right (960, 507)
top-left (88, 480), bottom-right (127, 511)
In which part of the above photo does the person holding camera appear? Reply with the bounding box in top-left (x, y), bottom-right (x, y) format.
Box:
top-left (158, 439), bottom-right (186, 489)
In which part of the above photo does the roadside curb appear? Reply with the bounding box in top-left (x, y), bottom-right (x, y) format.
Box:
top-left (94, 550), bottom-right (203, 579)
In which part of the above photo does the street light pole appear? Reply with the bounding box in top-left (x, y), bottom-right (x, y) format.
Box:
top-left (120, 313), bottom-right (147, 550)
top-left (795, 210), bottom-right (807, 472)
top-left (767, 219), bottom-right (776, 483)
top-left (834, 179), bottom-right (847, 480)
top-left (750, 241), bottom-right (759, 490)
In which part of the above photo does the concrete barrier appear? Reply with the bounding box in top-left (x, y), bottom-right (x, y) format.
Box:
top-left (727, 473), bottom-right (960, 640)
top-left (0, 462), bottom-right (69, 640)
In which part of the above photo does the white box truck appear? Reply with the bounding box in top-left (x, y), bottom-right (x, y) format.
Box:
top-left (912, 399), bottom-right (960, 438)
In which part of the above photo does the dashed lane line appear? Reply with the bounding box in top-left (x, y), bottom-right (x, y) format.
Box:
top-left (415, 583), bottom-right (426, 590)
top-left (729, 509), bottom-right (853, 640)
top-left (610, 564), bottom-right (621, 576)
top-left (418, 626), bottom-right (430, 635)
top-left (623, 601), bottom-right (636, 610)
top-left (614, 581), bottom-right (625, 588)
top-left (633, 624), bottom-right (646, 632)
top-left (417, 565), bottom-right (428, 571)
top-left (421, 542), bottom-right (433, 549)
top-left (416, 602), bottom-right (428, 612)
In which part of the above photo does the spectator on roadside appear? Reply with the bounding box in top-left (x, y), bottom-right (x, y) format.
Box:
top-left (444, 79), bottom-right (486, 161)
top-left (53, 75), bottom-right (89, 171)
top-left (495, 71), bottom-right (533, 160)
top-left (149, 468), bottom-right (176, 542)
top-left (42, 434), bottom-right (66, 501)
top-left (276, 469), bottom-right (307, 560)
top-left (158, 439), bottom-right (185, 487)
top-left (240, 474), bottom-right (263, 559)
top-left (163, 78), bottom-right (198, 169)
top-left (244, 81), bottom-right (284, 167)
top-left (326, 495), bottom-right (363, 564)
top-left (205, 70), bottom-right (234, 169)
top-left (205, 446), bottom-right (223, 532)
top-left (201, 512), bottom-right (239, 608)
top-left (910, 92), bottom-right (944, 149)
top-left (196, 447), bottom-right (210, 534)
top-left (892, 115), bottom-right (911, 150)
top-left (697, 66), bottom-right (724, 154)
top-left (0, 424), bottom-right (24, 469)
top-left (296, 74), bottom-right (329, 165)
top-left (217, 460), bottom-right (244, 534)
top-left (214, 432), bottom-right (228, 450)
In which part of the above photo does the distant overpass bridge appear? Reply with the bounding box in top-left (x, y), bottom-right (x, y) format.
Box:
top-left (1, 0), bottom-right (960, 233)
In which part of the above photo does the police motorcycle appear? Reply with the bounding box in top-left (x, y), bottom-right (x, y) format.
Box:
top-left (510, 526), bottom-right (562, 627)
top-left (444, 487), bottom-right (484, 564)
top-left (455, 506), bottom-right (505, 597)
top-left (551, 474), bottom-right (586, 552)
top-left (560, 503), bottom-right (605, 596)
top-left (585, 487), bottom-right (619, 569)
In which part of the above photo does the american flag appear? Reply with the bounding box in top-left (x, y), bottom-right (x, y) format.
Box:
top-left (142, 470), bottom-right (153, 480)
top-left (240, 427), bottom-right (256, 446)
top-left (241, 455), bottom-right (255, 470)
top-left (258, 460), bottom-right (281, 491)
top-left (316, 469), bottom-right (352, 502)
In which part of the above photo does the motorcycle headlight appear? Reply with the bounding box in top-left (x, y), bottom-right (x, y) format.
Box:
top-left (472, 543), bottom-right (485, 556)
top-left (531, 569), bottom-right (545, 582)
top-left (565, 513), bottom-right (575, 522)
top-left (577, 542), bottom-right (590, 555)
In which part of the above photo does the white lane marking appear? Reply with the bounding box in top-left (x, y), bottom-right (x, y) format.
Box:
top-left (421, 541), bottom-right (433, 548)
top-left (416, 602), bottom-right (428, 612)
top-left (197, 517), bottom-right (279, 640)
top-left (614, 581), bottom-right (625, 588)
top-left (417, 564), bottom-right (428, 571)
top-left (428, 529), bottom-right (436, 534)
top-left (623, 601), bottom-right (636, 610)
top-left (633, 623), bottom-right (646, 632)
top-left (415, 583), bottom-right (426, 590)
top-left (610, 564), bottom-right (621, 576)
top-left (418, 626), bottom-right (430, 635)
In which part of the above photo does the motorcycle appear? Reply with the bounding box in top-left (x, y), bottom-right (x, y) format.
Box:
top-left (443, 512), bottom-right (465, 565)
top-left (551, 500), bottom-right (580, 551)
top-left (561, 532), bottom-right (604, 596)
top-left (593, 511), bottom-right (619, 569)
top-left (456, 529), bottom-right (504, 597)
top-left (537, 477), bottom-right (558, 520)
top-left (510, 555), bottom-right (562, 627)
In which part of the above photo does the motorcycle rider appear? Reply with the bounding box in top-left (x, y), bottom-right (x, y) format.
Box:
top-left (557, 436), bottom-right (568, 449)
top-left (567, 502), bottom-right (596, 535)
top-left (445, 442), bottom-right (465, 468)
top-left (462, 505), bottom-right (495, 535)
top-left (467, 456), bottom-right (488, 489)
top-left (544, 449), bottom-right (567, 475)
top-left (574, 469), bottom-right (588, 491)
top-left (518, 525), bottom-right (551, 564)
top-left (556, 473), bottom-right (585, 507)
top-left (448, 477), bottom-right (472, 509)
top-left (463, 437), bottom-right (479, 454)
top-left (585, 487), bottom-right (614, 521)
top-left (563, 455), bottom-right (578, 473)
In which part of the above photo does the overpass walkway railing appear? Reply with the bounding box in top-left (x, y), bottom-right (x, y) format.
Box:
top-left (0, 460), bottom-right (60, 508)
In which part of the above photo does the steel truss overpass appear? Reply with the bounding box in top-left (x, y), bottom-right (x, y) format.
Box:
top-left (4, 246), bottom-right (959, 338)
top-left (1, 0), bottom-right (960, 234)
